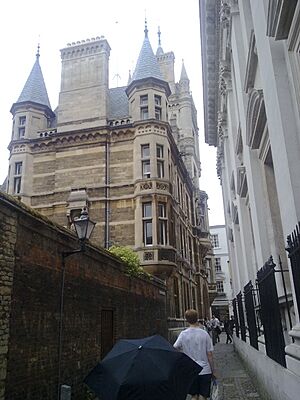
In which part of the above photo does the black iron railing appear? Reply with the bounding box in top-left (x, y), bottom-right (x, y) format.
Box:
top-left (244, 281), bottom-right (258, 349)
top-left (232, 297), bottom-right (240, 338)
top-left (286, 222), bottom-right (300, 314)
top-left (237, 291), bottom-right (246, 342)
top-left (257, 256), bottom-right (286, 367)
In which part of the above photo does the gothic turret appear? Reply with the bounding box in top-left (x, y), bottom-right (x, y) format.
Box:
top-left (179, 60), bottom-right (190, 93)
top-left (7, 46), bottom-right (54, 202)
top-left (10, 46), bottom-right (55, 141)
top-left (126, 20), bottom-right (170, 122)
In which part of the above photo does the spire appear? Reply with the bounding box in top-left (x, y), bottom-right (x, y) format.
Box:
top-left (36, 43), bottom-right (40, 59)
top-left (131, 23), bottom-right (164, 82)
top-left (158, 26), bottom-right (161, 46)
top-left (144, 18), bottom-right (148, 38)
top-left (127, 69), bottom-right (132, 85)
top-left (180, 59), bottom-right (189, 82)
top-left (156, 26), bottom-right (164, 56)
top-left (15, 47), bottom-right (51, 109)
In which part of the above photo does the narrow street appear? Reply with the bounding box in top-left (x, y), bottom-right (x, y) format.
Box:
top-left (188, 333), bottom-right (263, 400)
top-left (212, 335), bottom-right (262, 399)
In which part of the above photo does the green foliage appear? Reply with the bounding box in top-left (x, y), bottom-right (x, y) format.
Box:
top-left (108, 245), bottom-right (149, 278)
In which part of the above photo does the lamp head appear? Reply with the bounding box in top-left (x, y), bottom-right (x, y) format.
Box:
top-left (73, 207), bottom-right (96, 242)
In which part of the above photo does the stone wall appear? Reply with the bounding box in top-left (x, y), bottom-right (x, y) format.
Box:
top-left (0, 192), bottom-right (167, 400)
top-left (234, 336), bottom-right (300, 400)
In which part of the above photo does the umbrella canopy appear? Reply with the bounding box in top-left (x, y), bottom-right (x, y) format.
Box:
top-left (84, 334), bottom-right (202, 400)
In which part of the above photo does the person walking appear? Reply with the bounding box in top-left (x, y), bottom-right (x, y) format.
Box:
top-left (174, 309), bottom-right (215, 400)
top-left (210, 315), bottom-right (221, 344)
top-left (224, 317), bottom-right (233, 344)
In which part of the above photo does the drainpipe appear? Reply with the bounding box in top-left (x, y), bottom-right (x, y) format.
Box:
top-left (104, 139), bottom-right (110, 249)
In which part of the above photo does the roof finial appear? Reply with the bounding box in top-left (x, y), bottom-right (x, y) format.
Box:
top-left (36, 42), bottom-right (40, 59)
top-left (158, 26), bottom-right (161, 46)
top-left (144, 17), bottom-right (148, 38)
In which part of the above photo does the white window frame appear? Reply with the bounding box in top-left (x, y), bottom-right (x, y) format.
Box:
top-left (142, 202), bottom-right (153, 246)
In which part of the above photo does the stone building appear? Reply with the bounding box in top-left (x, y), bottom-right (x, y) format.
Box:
top-left (0, 191), bottom-right (167, 399)
top-left (210, 225), bottom-right (232, 321)
top-left (200, 1), bottom-right (300, 399)
top-left (5, 25), bottom-right (213, 328)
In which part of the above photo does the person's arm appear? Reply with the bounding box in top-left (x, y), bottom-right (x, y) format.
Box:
top-left (173, 334), bottom-right (182, 351)
top-left (207, 351), bottom-right (216, 377)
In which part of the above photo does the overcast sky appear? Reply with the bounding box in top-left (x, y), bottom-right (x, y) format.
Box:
top-left (0, 0), bottom-right (224, 225)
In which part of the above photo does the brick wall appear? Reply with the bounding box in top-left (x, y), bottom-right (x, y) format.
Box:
top-left (0, 192), bottom-right (167, 400)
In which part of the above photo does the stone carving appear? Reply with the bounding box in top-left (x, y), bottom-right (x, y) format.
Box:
top-left (144, 251), bottom-right (154, 261)
top-left (140, 182), bottom-right (152, 190)
top-left (156, 182), bottom-right (168, 191)
top-left (220, 1), bottom-right (231, 29)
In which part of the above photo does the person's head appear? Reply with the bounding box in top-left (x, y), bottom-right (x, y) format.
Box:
top-left (185, 309), bottom-right (198, 325)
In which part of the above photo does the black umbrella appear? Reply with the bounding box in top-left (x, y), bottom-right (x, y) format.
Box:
top-left (84, 334), bottom-right (202, 400)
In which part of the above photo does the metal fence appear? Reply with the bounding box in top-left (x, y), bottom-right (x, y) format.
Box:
top-left (256, 256), bottom-right (286, 367)
top-left (244, 281), bottom-right (258, 349)
top-left (237, 291), bottom-right (246, 342)
top-left (232, 298), bottom-right (239, 338)
top-left (286, 222), bottom-right (300, 314)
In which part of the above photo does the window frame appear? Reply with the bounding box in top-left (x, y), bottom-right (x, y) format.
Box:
top-left (215, 257), bottom-right (221, 271)
top-left (18, 127), bottom-right (25, 138)
top-left (142, 202), bottom-right (153, 246)
top-left (158, 202), bottom-right (167, 245)
top-left (211, 234), bottom-right (219, 248)
top-left (13, 176), bottom-right (21, 194)
top-left (216, 280), bottom-right (224, 293)
top-left (15, 161), bottom-right (22, 175)
top-left (19, 116), bottom-right (26, 126)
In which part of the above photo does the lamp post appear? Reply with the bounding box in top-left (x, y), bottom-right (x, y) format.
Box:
top-left (57, 208), bottom-right (96, 400)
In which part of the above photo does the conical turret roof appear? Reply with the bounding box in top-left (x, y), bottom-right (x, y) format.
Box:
top-left (180, 60), bottom-right (189, 81)
top-left (16, 50), bottom-right (51, 109)
top-left (131, 29), bottom-right (163, 82)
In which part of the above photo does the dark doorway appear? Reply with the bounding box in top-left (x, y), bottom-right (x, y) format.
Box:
top-left (101, 309), bottom-right (114, 359)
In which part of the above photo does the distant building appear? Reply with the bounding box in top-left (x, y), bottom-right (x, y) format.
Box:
top-left (4, 24), bottom-right (214, 329)
top-left (210, 225), bottom-right (232, 321)
top-left (200, 0), bottom-right (300, 398)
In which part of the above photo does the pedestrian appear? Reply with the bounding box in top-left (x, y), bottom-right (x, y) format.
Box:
top-left (224, 317), bottom-right (233, 344)
top-left (210, 315), bottom-right (221, 344)
top-left (229, 315), bottom-right (235, 333)
top-left (174, 309), bottom-right (215, 400)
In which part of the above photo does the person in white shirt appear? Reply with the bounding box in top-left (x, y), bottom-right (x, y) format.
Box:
top-left (210, 315), bottom-right (221, 344)
top-left (174, 309), bottom-right (215, 400)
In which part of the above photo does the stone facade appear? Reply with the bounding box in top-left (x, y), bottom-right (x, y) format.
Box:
top-left (0, 191), bottom-right (167, 400)
top-left (5, 28), bottom-right (213, 326)
top-left (210, 225), bottom-right (232, 320)
top-left (200, 0), bottom-right (300, 396)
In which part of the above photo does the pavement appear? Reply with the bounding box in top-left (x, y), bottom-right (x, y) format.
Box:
top-left (187, 333), bottom-right (263, 399)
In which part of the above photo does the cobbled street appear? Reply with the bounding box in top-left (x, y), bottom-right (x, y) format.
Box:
top-left (188, 333), bottom-right (263, 400)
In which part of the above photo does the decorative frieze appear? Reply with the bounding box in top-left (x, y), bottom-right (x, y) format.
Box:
top-left (140, 182), bottom-right (152, 190)
top-left (144, 251), bottom-right (154, 261)
top-left (220, 0), bottom-right (231, 29)
top-left (156, 182), bottom-right (168, 191)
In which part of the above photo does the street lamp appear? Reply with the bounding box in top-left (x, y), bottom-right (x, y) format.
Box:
top-left (57, 207), bottom-right (96, 400)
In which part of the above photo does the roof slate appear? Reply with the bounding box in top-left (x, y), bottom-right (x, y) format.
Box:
top-left (17, 55), bottom-right (51, 109)
top-left (108, 87), bottom-right (129, 119)
top-left (132, 37), bottom-right (163, 82)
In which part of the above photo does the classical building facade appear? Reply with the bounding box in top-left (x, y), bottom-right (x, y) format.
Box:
top-left (210, 225), bottom-right (232, 320)
top-left (5, 25), bottom-right (213, 327)
top-left (200, 0), bottom-right (300, 398)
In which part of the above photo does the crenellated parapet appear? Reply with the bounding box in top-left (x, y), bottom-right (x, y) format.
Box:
top-left (60, 36), bottom-right (111, 60)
